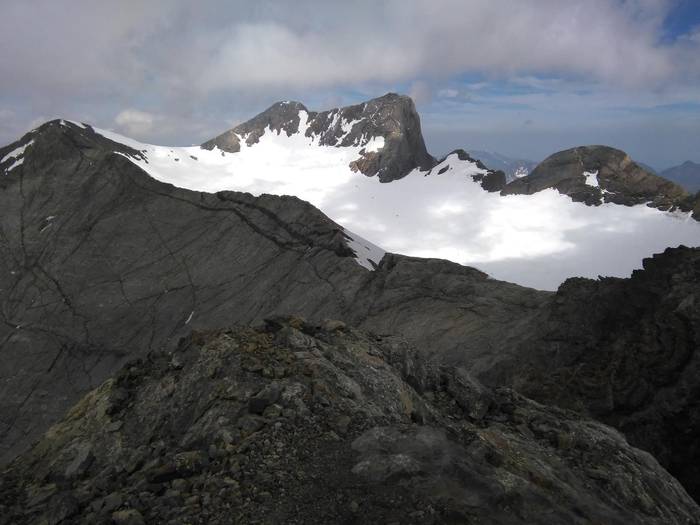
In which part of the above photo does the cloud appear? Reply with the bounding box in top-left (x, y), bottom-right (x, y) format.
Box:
top-left (194, 0), bottom-right (691, 92)
top-left (409, 81), bottom-right (433, 105)
top-left (0, 0), bottom-right (697, 165)
top-left (438, 89), bottom-right (459, 99)
top-left (115, 109), bottom-right (156, 137)
top-left (1, 0), bottom-right (696, 100)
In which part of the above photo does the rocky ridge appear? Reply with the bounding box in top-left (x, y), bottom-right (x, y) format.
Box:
top-left (501, 145), bottom-right (699, 216)
top-left (437, 149), bottom-right (507, 192)
top-left (486, 245), bottom-right (700, 502)
top-left (1, 318), bottom-right (697, 524)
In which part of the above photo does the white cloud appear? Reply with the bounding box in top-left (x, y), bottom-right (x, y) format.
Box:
top-left (438, 89), bottom-right (459, 98)
top-left (409, 81), bottom-right (433, 105)
top-left (115, 109), bottom-right (156, 137)
top-left (196, 0), bottom-right (691, 92)
top-left (0, 0), bottom-right (674, 98)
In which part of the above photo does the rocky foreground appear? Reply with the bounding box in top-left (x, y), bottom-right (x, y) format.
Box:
top-left (1, 318), bottom-right (697, 524)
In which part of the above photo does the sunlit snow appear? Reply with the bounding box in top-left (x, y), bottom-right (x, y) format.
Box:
top-left (584, 170), bottom-right (599, 187)
top-left (94, 115), bottom-right (700, 290)
top-left (343, 229), bottom-right (385, 270)
top-left (61, 119), bottom-right (87, 129)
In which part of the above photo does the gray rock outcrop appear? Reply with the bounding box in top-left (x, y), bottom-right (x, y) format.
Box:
top-left (502, 145), bottom-right (697, 215)
top-left (1, 319), bottom-right (697, 524)
top-left (485, 246), bottom-right (700, 501)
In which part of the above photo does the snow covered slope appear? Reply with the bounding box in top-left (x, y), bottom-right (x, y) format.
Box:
top-left (93, 119), bottom-right (700, 291)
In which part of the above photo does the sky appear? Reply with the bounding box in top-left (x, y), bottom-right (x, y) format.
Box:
top-left (1, 0), bottom-right (699, 170)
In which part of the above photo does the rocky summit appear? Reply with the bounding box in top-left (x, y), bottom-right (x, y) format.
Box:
top-left (486, 246), bottom-right (700, 502)
top-left (202, 93), bottom-right (436, 182)
top-left (1, 318), bottom-right (698, 524)
top-left (502, 145), bottom-right (699, 216)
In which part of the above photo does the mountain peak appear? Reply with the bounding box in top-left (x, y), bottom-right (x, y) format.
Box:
top-left (1, 119), bottom-right (144, 182)
top-left (201, 93), bottom-right (435, 182)
top-left (502, 144), bottom-right (693, 212)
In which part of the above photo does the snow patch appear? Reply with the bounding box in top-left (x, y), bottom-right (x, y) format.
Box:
top-left (2, 140), bottom-right (34, 172)
top-left (2, 140), bottom-right (34, 164)
top-left (344, 230), bottom-right (386, 270)
top-left (364, 136), bottom-right (385, 153)
top-left (62, 119), bottom-right (87, 129)
top-left (513, 166), bottom-right (529, 179)
top-left (6, 157), bottom-right (25, 171)
top-left (584, 170), bottom-right (599, 188)
top-left (340, 117), bottom-right (361, 140)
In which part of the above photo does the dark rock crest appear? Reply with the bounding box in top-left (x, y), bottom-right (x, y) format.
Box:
top-left (1, 319), bottom-right (697, 524)
top-left (502, 145), bottom-right (697, 215)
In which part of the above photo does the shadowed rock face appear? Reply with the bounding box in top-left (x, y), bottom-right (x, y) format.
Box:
top-left (202, 93), bottom-right (436, 182)
top-left (1, 319), bottom-right (697, 524)
top-left (502, 145), bottom-right (698, 216)
top-left (485, 246), bottom-right (700, 502)
top-left (0, 120), bottom-right (547, 467)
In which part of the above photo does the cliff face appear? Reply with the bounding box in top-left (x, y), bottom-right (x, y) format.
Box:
top-left (486, 246), bottom-right (700, 500)
top-left (1, 318), bottom-right (697, 524)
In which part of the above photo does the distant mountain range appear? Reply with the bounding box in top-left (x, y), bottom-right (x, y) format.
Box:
top-left (661, 161), bottom-right (700, 193)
